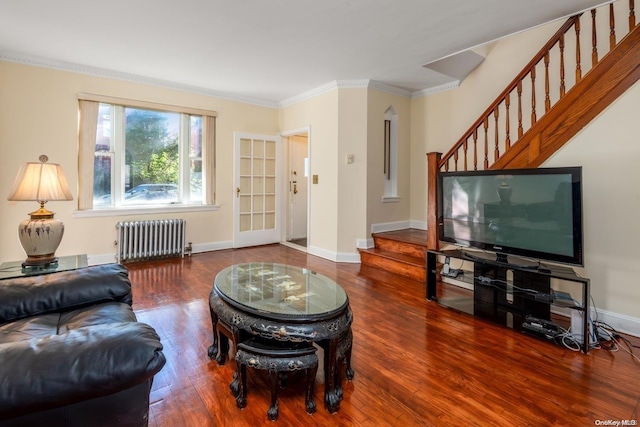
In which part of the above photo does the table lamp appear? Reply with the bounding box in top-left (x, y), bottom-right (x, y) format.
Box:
top-left (7, 155), bottom-right (73, 267)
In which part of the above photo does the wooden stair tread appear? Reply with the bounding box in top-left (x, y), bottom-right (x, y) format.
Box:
top-left (359, 248), bottom-right (424, 266)
top-left (359, 229), bottom-right (428, 282)
top-left (372, 229), bottom-right (427, 246)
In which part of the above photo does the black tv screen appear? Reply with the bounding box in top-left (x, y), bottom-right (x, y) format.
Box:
top-left (437, 167), bottom-right (583, 266)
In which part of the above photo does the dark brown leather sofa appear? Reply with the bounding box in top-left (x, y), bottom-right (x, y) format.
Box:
top-left (0, 264), bottom-right (166, 427)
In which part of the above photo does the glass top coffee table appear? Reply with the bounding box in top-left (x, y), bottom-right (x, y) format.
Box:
top-left (213, 262), bottom-right (349, 321)
top-left (208, 262), bottom-right (353, 413)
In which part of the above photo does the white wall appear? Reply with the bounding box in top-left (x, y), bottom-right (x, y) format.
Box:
top-left (280, 90), bottom-right (340, 257)
top-left (0, 61), bottom-right (279, 262)
top-left (545, 81), bottom-right (640, 319)
top-left (336, 88), bottom-right (368, 256)
top-left (367, 89), bottom-right (412, 231)
top-left (410, 20), bottom-right (560, 224)
top-left (409, 19), bottom-right (640, 325)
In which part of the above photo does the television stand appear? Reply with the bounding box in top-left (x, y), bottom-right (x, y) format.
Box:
top-left (426, 248), bottom-right (591, 353)
top-left (462, 250), bottom-right (539, 269)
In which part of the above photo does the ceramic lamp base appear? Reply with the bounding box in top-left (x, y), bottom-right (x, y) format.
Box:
top-left (18, 217), bottom-right (65, 267)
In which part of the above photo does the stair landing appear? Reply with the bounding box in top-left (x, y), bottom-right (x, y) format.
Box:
top-left (358, 229), bottom-right (427, 282)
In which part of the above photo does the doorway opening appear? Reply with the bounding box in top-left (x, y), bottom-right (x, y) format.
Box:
top-left (281, 128), bottom-right (309, 251)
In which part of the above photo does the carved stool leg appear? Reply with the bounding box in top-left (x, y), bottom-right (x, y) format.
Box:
top-left (345, 340), bottom-right (354, 381)
top-left (235, 364), bottom-right (247, 409)
top-left (306, 363), bottom-right (318, 414)
top-left (335, 361), bottom-right (343, 401)
top-left (267, 370), bottom-right (280, 421)
top-left (230, 369), bottom-right (240, 398)
top-left (235, 338), bottom-right (318, 420)
top-left (216, 329), bottom-right (229, 365)
top-left (334, 328), bottom-right (354, 402)
top-left (207, 307), bottom-right (219, 360)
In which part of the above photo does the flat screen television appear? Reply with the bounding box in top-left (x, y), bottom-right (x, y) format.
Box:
top-left (437, 167), bottom-right (583, 266)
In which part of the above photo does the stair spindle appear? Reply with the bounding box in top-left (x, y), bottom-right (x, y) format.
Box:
top-left (560, 34), bottom-right (566, 97)
top-left (517, 81), bottom-right (524, 138)
top-left (630, 0), bottom-right (636, 30)
top-left (576, 20), bottom-right (582, 83)
top-left (505, 93), bottom-right (511, 150)
top-left (483, 118), bottom-right (489, 169)
top-left (463, 139), bottom-right (468, 171)
top-left (453, 150), bottom-right (459, 171)
top-left (544, 52), bottom-right (551, 112)
top-left (494, 106), bottom-right (500, 161)
top-left (473, 128), bottom-right (478, 171)
top-left (531, 67), bottom-right (537, 125)
top-left (592, 10), bottom-right (599, 66)
top-left (610, 4), bottom-right (617, 48)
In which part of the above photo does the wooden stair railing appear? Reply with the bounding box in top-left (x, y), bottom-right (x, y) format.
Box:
top-left (427, 0), bottom-right (640, 250)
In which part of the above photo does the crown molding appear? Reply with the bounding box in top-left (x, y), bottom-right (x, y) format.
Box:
top-left (279, 80), bottom-right (341, 107)
top-left (411, 80), bottom-right (460, 98)
top-left (2, 50), bottom-right (456, 107)
top-left (0, 51), bottom-right (280, 109)
top-left (279, 79), bottom-right (412, 107)
top-left (367, 80), bottom-right (413, 98)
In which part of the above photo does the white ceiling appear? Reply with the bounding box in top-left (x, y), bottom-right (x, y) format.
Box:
top-left (0, 0), bottom-right (609, 106)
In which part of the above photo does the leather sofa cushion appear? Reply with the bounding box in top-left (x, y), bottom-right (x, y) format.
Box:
top-left (0, 264), bottom-right (132, 325)
top-left (0, 322), bottom-right (165, 418)
top-left (0, 302), bottom-right (137, 344)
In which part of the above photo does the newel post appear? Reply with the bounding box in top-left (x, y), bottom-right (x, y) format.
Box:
top-left (427, 152), bottom-right (442, 251)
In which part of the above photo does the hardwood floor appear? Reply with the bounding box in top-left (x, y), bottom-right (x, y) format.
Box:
top-left (127, 244), bottom-right (640, 426)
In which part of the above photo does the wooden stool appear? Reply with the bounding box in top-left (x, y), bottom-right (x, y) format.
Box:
top-left (233, 338), bottom-right (318, 421)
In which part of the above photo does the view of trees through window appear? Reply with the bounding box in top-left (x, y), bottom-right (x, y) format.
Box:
top-left (126, 108), bottom-right (179, 190)
top-left (93, 103), bottom-right (203, 207)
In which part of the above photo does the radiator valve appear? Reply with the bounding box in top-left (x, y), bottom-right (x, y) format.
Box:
top-left (185, 242), bottom-right (193, 257)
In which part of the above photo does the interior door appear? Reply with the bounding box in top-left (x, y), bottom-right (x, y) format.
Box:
top-left (288, 134), bottom-right (308, 242)
top-left (233, 132), bottom-right (280, 248)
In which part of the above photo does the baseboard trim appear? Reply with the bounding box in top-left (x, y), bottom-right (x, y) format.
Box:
top-left (88, 254), bottom-right (118, 265)
top-left (87, 240), bottom-right (233, 266)
top-left (193, 241), bottom-right (233, 253)
top-left (590, 307), bottom-right (640, 338)
top-left (410, 220), bottom-right (427, 230)
top-left (370, 220), bottom-right (412, 233)
top-left (306, 245), bottom-right (360, 263)
top-left (357, 238), bottom-right (374, 249)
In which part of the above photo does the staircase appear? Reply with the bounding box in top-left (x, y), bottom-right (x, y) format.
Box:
top-left (358, 229), bottom-right (428, 282)
top-left (362, 0), bottom-right (640, 278)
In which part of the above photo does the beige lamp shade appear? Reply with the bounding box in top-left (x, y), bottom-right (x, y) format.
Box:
top-left (8, 155), bottom-right (73, 204)
top-left (7, 155), bottom-right (73, 267)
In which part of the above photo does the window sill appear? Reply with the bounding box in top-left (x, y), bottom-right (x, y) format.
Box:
top-left (381, 196), bottom-right (400, 203)
top-left (72, 204), bottom-right (220, 218)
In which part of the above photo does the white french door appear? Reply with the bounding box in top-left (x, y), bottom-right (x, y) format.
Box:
top-left (233, 132), bottom-right (281, 248)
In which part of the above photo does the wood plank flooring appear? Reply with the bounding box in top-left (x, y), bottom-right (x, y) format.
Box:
top-left (127, 244), bottom-right (640, 426)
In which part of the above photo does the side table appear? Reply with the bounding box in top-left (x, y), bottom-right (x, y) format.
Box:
top-left (0, 254), bottom-right (88, 280)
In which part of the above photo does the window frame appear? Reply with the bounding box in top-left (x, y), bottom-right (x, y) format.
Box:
top-left (75, 94), bottom-right (217, 217)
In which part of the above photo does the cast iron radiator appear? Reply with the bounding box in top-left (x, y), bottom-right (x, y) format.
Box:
top-left (116, 219), bottom-right (186, 262)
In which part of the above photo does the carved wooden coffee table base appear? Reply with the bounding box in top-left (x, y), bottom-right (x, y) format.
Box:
top-left (208, 285), bottom-right (353, 412)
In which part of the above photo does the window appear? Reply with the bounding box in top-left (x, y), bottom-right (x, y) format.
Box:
top-left (77, 95), bottom-right (216, 211)
top-left (383, 106), bottom-right (398, 201)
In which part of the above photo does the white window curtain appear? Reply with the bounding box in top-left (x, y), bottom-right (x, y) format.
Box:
top-left (203, 115), bottom-right (216, 205)
top-left (77, 99), bottom-right (99, 210)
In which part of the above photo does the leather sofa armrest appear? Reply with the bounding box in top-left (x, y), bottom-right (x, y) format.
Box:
top-left (0, 264), bottom-right (132, 324)
top-left (0, 322), bottom-right (166, 419)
